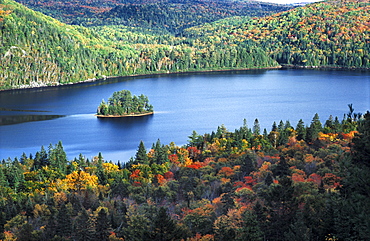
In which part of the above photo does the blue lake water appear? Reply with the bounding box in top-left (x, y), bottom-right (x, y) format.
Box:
top-left (0, 69), bottom-right (369, 162)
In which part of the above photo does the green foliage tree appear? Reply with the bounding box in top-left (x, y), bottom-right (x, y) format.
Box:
top-left (95, 208), bottom-right (111, 241)
top-left (135, 141), bottom-right (149, 165)
top-left (238, 210), bottom-right (263, 241)
top-left (73, 209), bottom-right (96, 241)
top-left (97, 90), bottom-right (153, 116)
top-left (149, 207), bottom-right (184, 241)
top-left (55, 203), bottom-right (73, 239)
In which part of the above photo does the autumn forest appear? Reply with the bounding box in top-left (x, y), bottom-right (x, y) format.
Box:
top-left (1, 0), bottom-right (370, 240)
top-left (1, 108), bottom-right (370, 240)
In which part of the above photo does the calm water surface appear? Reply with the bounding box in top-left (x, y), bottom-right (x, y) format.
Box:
top-left (0, 69), bottom-right (369, 162)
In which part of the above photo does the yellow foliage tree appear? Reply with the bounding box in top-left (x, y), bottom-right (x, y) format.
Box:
top-left (53, 171), bottom-right (98, 192)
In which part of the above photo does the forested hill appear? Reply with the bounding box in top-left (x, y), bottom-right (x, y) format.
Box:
top-left (85, 0), bottom-right (293, 34)
top-left (14, 0), bottom-right (293, 32)
top-left (0, 0), bottom-right (279, 90)
top-left (185, 0), bottom-right (370, 68)
top-left (1, 0), bottom-right (369, 90)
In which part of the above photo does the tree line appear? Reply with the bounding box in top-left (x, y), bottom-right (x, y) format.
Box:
top-left (1, 107), bottom-right (369, 240)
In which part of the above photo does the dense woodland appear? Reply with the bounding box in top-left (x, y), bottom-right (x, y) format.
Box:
top-left (185, 0), bottom-right (370, 68)
top-left (97, 90), bottom-right (153, 116)
top-left (1, 0), bottom-right (369, 90)
top-left (0, 107), bottom-right (369, 240)
top-left (14, 0), bottom-right (293, 31)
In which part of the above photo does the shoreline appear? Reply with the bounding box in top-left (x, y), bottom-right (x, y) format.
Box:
top-left (95, 112), bottom-right (154, 118)
top-left (1, 65), bottom-right (369, 92)
top-left (0, 66), bottom-right (282, 92)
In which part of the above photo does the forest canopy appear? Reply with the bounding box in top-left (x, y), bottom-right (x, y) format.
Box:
top-left (0, 108), bottom-right (369, 240)
top-left (97, 89), bottom-right (153, 116)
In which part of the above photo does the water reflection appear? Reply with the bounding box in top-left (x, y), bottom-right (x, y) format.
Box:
top-left (0, 107), bottom-right (50, 113)
top-left (97, 115), bottom-right (154, 129)
top-left (0, 114), bottom-right (66, 126)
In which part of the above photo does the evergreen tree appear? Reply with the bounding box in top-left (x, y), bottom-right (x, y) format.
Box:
top-left (135, 141), bottom-right (148, 165)
top-left (96, 152), bottom-right (108, 185)
top-left (306, 113), bottom-right (322, 143)
top-left (336, 111), bottom-right (370, 239)
top-left (33, 146), bottom-right (49, 170)
top-left (49, 141), bottom-right (67, 175)
top-left (124, 206), bottom-right (151, 241)
top-left (296, 119), bottom-right (306, 141)
top-left (352, 111), bottom-right (370, 167)
top-left (253, 118), bottom-right (261, 135)
top-left (95, 208), bottom-right (111, 241)
top-left (73, 209), bottom-right (95, 241)
top-left (238, 210), bottom-right (263, 241)
top-left (149, 207), bottom-right (183, 241)
top-left (152, 139), bottom-right (167, 165)
top-left (55, 203), bottom-right (73, 239)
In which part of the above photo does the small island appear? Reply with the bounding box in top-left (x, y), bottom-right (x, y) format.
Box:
top-left (96, 90), bottom-right (153, 117)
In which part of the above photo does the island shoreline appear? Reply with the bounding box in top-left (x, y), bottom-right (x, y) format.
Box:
top-left (95, 112), bottom-right (154, 118)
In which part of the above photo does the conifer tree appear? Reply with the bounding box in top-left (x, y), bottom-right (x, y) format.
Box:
top-left (135, 141), bottom-right (148, 165)
top-left (96, 152), bottom-right (107, 185)
top-left (149, 207), bottom-right (183, 241)
top-left (238, 210), bottom-right (263, 241)
top-left (49, 141), bottom-right (67, 175)
top-left (95, 208), bottom-right (111, 241)
top-left (306, 113), bottom-right (322, 142)
top-left (253, 118), bottom-right (261, 135)
top-left (74, 209), bottom-right (95, 241)
top-left (55, 203), bottom-right (73, 239)
top-left (296, 119), bottom-right (306, 141)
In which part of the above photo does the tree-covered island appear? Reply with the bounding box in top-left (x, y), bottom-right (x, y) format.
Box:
top-left (96, 90), bottom-right (153, 117)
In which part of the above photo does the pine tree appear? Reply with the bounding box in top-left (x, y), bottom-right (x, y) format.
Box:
top-left (238, 210), bottom-right (263, 241)
top-left (296, 119), bottom-right (306, 141)
top-left (55, 203), bottom-right (73, 239)
top-left (253, 118), bottom-right (261, 135)
top-left (73, 209), bottom-right (95, 241)
top-left (49, 141), bottom-right (67, 175)
top-left (352, 111), bottom-right (370, 167)
top-left (95, 208), bottom-right (111, 241)
top-left (96, 152), bottom-right (107, 185)
top-left (135, 141), bottom-right (148, 165)
top-left (306, 113), bottom-right (322, 142)
top-left (149, 207), bottom-right (183, 241)
top-left (33, 146), bottom-right (49, 170)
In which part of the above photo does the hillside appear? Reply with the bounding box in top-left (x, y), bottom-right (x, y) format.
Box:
top-left (14, 0), bottom-right (294, 33)
top-left (0, 0), bottom-right (279, 90)
top-left (185, 0), bottom-right (370, 67)
top-left (90, 0), bottom-right (293, 34)
top-left (0, 0), bottom-right (137, 89)
top-left (0, 109), bottom-right (369, 240)
top-left (1, 0), bottom-right (369, 90)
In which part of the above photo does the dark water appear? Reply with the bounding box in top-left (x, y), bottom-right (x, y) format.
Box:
top-left (0, 69), bottom-right (369, 162)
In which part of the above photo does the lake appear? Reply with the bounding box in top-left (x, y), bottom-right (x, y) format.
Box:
top-left (0, 69), bottom-right (369, 162)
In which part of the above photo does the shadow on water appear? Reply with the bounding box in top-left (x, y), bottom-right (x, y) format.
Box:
top-left (97, 114), bottom-right (154, 129)
top-left (0, 114), bottom-right (66, 126)
top-left (0, 107), bottom-right (66, 125)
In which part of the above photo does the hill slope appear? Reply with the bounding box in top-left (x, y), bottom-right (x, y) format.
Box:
top-left (14, 0), bottom-right (294, 33)
top-left (185, 0), bottom-right (370, 67)
top-left (0, 0), bottom-right (279, 90)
